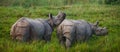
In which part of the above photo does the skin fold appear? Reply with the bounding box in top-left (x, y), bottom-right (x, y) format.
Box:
top-left (57, 20), bottom-right (108, 48)
top-left (10, 12), bottom-right (66, 42)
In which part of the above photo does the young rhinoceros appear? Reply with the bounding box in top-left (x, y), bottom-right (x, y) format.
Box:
top-left (57, 20), bottom-right (108, 48)
top-left (10, 12), bottom-right (66, 42)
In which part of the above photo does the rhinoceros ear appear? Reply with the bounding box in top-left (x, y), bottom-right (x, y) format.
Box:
top-left (48, 13), bottom-right (54, 27)
top-left (94, 21), bottom-right (99, 27)
top-left (49, 13), bottom-right (53, 19)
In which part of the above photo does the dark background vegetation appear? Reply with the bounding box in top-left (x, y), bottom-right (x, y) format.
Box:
top-left (0, 0), bottom-right (120, 7)
top-left (0, 0), bottom-right (120, 52)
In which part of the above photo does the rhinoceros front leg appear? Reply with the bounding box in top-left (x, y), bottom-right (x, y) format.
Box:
top-left (43, 30), bottom-right (52, 42)
top-left (43, 34), bottom-right (51, 42)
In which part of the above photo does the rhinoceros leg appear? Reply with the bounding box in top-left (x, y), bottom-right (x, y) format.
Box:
top-left (57, 33), bottom-right (71, 48)
top-left (65, 38), bottom-right (71, 48)
top-left (43, 33), bottom-right (52, 42)
top-left (59, 36), bottom-right (71, 48)
top-left (58, 36), bottom-right (64, 46)
top-left (57, 33), bottom-right (64, 45)
top-left (43, 24), bottom-right (52, 42)
top-left (56, 25), bottom-right (64, 44)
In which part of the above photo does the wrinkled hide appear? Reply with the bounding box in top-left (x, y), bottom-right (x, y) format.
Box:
top-left (72, 20), bottom-right (92, 42)
top-left (10, 12), bottom-right (66, 42)
top-left (57, 19), bottom-right (108, 48)
top-left (10, 18), bottom-right (30, 41)
top-left (57, 20), bottom-right (76, 48)
top-left (10, 17), bottom-right (52, 42)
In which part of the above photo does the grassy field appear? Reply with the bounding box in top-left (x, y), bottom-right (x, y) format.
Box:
top-left (0, 4), bottom-right (120, 52)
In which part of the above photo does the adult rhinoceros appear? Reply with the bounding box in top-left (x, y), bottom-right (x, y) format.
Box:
top-left (10, 12), bottom-right (66, 42)
top-left (57, 19), bottom-right (108, 48)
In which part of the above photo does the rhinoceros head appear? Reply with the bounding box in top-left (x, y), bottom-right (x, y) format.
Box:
top-left (48, 12), bottom-right (66, 27)
top-left (92, 21), bottom-right (108, 36)
top-left (95, 27), bottom-right (108, 36)
top-left (13, 19), bottom-right (30, 41)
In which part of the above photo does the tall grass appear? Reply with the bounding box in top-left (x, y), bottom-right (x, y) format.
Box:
top-left (0, 4), bottom-right (120, 52)
top-left (1, 0), bottom-right (120, 7)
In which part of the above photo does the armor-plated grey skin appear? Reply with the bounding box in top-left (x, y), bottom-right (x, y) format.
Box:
top-left (10, 12), bottom-right (66, 42)
top-left (90, 21), bottom-right (108, 36)
top-left (57, 20), bottom-right (76, 48)
top-left (57, 20), bottom-right (108, 48)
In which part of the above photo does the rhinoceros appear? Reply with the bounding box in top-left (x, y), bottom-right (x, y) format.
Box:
top-left (57, 20), bottom-right (108, 48)
top-left (10, 12), bottom-right (66, 42)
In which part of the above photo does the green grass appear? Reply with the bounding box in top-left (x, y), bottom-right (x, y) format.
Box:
top-left (0, 4), bottom-right (120, 52)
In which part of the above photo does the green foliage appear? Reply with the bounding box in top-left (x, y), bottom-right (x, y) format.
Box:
top-left (0, 4), bottom-right (120, 52)
top-left (0, 0), bottom-right (120, 7)
top-left (105, 0), bottom-right (120, 5)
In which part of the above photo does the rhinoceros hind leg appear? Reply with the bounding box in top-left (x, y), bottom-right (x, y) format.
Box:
top-left (65, 38), bottom-right (71, 48)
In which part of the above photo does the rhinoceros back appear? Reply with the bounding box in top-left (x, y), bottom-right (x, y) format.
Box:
top-left (73, 20), bottom-right (92, 41)
top-left (37, 19), bottom-right (53, 41)
top-left (58, 20), bottom-right (76, 42)
top-left (26, 18), bottom-right (45, 40)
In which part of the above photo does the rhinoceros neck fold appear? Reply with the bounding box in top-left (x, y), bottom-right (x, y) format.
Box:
top-left (46, 20), bottom-right (54, 31)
